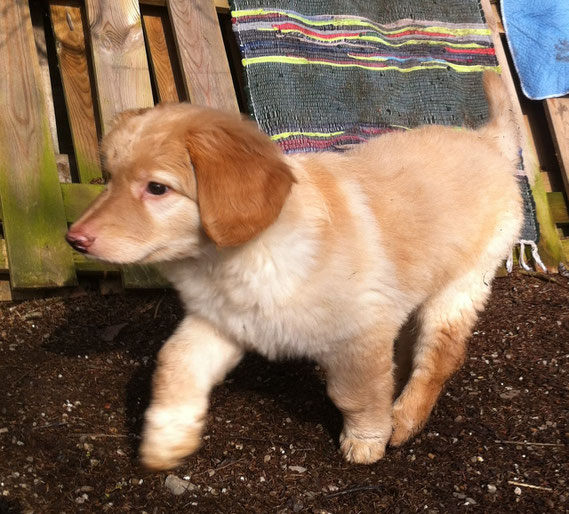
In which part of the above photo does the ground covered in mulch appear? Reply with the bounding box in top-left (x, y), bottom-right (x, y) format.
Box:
top-left (0, 272), bottom-right (568, 513)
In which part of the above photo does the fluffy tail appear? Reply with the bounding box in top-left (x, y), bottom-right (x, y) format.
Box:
top-left (479, 71), bottom-right (520, 165)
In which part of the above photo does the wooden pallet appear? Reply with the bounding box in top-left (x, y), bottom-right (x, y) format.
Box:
top-left (488, 0), bottom-right (569, 262)
top-left (0, 0), bottom-right (567, 300)
top-left (0, 0), bottom-right (236, 298)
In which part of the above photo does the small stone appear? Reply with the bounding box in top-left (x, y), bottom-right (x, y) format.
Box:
top-left (289, 465), bottom-right (307, 474)
top-left (264, 455), bottom-right (271, 463)
top-left (165, 475), bottom-right (194, 496)
top-left (75, 493), bottom-right (88, 504)
top-left (499, 389), bottom-right (520, 400)
top-left (487, 484), bottom-right (497, 494)
top-left (514, 487), bottom-right (522, 496)
top-left (292, 499), bottom-right (304, 512)
top-left (465, 497), bottom-right (477, 505)
top-left (428, 453), bottom-right (435, 459)
top-left (454, 416), bottom-right (464, 423)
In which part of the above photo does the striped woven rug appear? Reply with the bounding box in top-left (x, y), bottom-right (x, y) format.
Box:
top-left (231, 0), bottom-right (540, 261)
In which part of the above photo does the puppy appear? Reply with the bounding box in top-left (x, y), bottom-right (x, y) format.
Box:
top-left (66, 72), bottom-right (522, 470)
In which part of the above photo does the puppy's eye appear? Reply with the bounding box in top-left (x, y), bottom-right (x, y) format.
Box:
top-left (147, 182), bottom-right (169, 195)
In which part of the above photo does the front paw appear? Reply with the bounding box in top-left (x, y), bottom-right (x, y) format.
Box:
top-left (339, 428), bottom-right (388, 464)
top-left (139, 406), bottom-right (206, 470)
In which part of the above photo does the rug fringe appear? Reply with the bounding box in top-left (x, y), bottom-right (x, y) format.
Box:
top-left (506, 249), bottom-right (514, 273)
top-left (512, 240), bottom-right (547, 273)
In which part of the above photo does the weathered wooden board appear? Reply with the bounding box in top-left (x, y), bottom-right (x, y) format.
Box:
top-left (218, 12), bottom-right (248, 112)
top-left (481, 0), bottom-right (565, 269)
top-left (0, 1), bottom-right (77, 288)
top-left (50, 1), bottom-right (102, 184)
top-left (545, 97), bottom-right (569, 198)
top-left (60, 183), bottom-right (105, 222)
top-left (141, 0), bottom-right (231, 14)
top-left (85, 0), bottom-right (154, 130)
top-left (547, 192), bottom-right (569, 225)
top-left (0, 239), bottom-right (7, 273)
top-left (84, 0), bottom-right (163, 288)
top-left (168, 0), bottom-right (238, 111)
top-left (561, 239), bottom-right (569, 261)
top-left (30, 1), bottom-right (60, 155)
top-left (142, 6), bottom-right (185, 102)
top-left (122, 264), bottom-right (168, 289)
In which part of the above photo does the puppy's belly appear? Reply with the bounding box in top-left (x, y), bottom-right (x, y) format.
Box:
top-left (181, 282), bottom-right (410, 361)
top-left (191, 298), bottom-right (359, 360)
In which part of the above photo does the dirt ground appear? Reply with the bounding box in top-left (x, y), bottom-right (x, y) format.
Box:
top-left (0, 271), bottom-right (568, 513)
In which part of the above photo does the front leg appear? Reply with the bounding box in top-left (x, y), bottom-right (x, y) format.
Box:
top-left (324, 324), bottom-right (397, 464)
top-left (140, 316), bottom-right (243, 470)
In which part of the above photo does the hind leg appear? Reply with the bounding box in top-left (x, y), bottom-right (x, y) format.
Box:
top-left (324, 323), bottom-right (399, 464)
top-left (390, 269), bottom-right (493, 446)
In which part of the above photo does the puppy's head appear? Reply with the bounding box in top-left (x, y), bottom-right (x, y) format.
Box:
top-left (66, 104), bottom-right (295, 263)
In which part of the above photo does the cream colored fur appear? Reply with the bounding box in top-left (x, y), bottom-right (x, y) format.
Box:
top-left (67, 72), bottom-right (523, 470)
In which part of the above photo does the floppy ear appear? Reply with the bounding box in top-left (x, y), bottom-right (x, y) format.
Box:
top-left (185, 112), bottom-right (295, 247)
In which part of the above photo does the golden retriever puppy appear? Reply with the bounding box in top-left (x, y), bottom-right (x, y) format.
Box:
top-left (66, 72), bottom-right (522, 470)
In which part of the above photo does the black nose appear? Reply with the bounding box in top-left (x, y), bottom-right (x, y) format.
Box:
top-left (65, 232), bottom-right (94, 254)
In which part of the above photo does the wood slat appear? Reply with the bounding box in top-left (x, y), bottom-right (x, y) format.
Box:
top-left (142, 6), bottom-right (185, 102)
top-left (73, 252), bottom-right (119, 273)
top-left (0, 1), bottom-right (77, 288)
top-left (85, 0), bottom-right (154, 131)
top-left (60, 183), bottom-right (105, 222)
top-left (490, 3), bottom-right (504, 34)
top-left (561, 239), bottom-right (569, 261)
top-left (122, 264), bottom-right (168, 288)
top-left (30, 0), bottom-right (60, 155)
top-left (481, 0), bottom-right (565, 270)
top-left (547, 192), bottom-right (569, 225)
top-left (141, 0), bottom-right (231, 14)
top-left (0, 239), bottom-right (7, 273)
top-left (50, 1), bottom-right (102, 184)
top-left (168, 0), bottom-right (238, 111)
top-left (545, 97), bottom-right (569, 198)
top-left (59, 184), bottom-right (117, 272)
top-left (85, 0), bottom-right (163, 288)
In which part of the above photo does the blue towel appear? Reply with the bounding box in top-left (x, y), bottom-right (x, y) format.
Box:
top-left (502, 0), bottom-right (569, 100)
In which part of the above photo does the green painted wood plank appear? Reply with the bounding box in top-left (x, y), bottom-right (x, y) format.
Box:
top-left (122, 264), bottom-right (169, 289)
top-left (60, 183), bottom-right (105, 222)
top-left (0, 1), bottom-right (77, 289)
top-left (547, 192), bottom-right (569, 225)
top-left (0, 239), bottom-right (7, 273)
top-left (532, 173), bottom-right (568, 268)
top-left (60, 184), bottom-right (123, 273)
top-left (73, 252), bottom-right (119, 273)
top-left (561, 239), bottom-right (569, 262)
